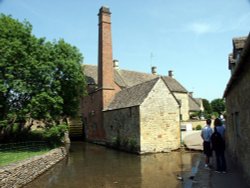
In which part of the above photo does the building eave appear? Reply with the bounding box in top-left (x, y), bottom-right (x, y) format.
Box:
top-left (224, 33), bottom-right (250, 98)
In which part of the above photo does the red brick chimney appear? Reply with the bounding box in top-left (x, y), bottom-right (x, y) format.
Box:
top-left (98, 6), bottom-right (115, 109)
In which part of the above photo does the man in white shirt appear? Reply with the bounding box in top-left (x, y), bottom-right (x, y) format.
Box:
top-left (201, 119), bottom-right (213, 168)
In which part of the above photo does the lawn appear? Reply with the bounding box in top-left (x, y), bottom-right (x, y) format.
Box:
top-left (0, 149), bottom-right (50, 167)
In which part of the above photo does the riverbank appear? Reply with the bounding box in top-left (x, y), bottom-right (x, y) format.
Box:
top-left (0, 147), bottom-right (67, 188)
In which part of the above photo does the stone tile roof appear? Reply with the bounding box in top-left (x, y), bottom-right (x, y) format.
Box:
top-left (162, 76), bottom-right (188, 93)
top-left (114, 70), bottom-right (128, 88)
top-left (106, 77), bottom-right (160, 110)
top-left (117, 69), bottom-right (157, 87)
top-left (83, 64), bottom-right (188, 93)
top-left (233, 37), bottom-right (247, 49)
top-left (189, 96), bottom-right (201, 112)
top-left (83, 64), bottom-right (97, 85)
top-left (224, 34), bottom-right (250, 97)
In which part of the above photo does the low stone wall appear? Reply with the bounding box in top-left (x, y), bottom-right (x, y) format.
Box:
top-left (0, 147), bottom-right (67, 188)
top-left (181, 120), bottom-right (206, 130)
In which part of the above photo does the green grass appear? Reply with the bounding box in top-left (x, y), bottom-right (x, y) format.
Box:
top-left (0, 149), bottom-right (50, 166)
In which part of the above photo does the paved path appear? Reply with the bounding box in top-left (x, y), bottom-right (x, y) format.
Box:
top-left (182, 130), bottom-right (203, 151)
top-left (182, 130), bottom-right (249, 188)
top-left (192, 154), bottom-right (249, 188)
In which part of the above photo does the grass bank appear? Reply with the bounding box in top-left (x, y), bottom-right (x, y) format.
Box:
top-left (0, 149), bottom-right (50, 167)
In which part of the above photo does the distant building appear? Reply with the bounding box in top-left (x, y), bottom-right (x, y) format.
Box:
top-left (81, 6), bottom-right (202, 153)
top-left (224, 34), bottom-right (250, 185)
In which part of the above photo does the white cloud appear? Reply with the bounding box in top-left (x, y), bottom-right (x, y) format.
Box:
top-left (187, 22), bottom-right (220, 35)
top-left (187, 12), bottom-right (250, 35)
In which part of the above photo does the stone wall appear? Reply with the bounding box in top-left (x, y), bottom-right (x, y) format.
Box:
top-left (225, 52), bottom-right (250, 186)
top-left (81, 90), bottom-right (105, 141)
top-left (140, 79), bottom-right (180, 153)
top-left (181, 120), bottom-right (206, 130)
top-left (173, 92), bottom-right (189, 121)
top-left (104, 106), bottom-right (140, 153)
top-left (0, 147), bottom-right (67, 188)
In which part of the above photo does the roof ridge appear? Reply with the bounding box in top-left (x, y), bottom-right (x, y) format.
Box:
top-left (83, 64), bottom-right (188, 93)
top-left (106, 77), bottom-right (160, 111)
top-left (84, 64), bottom-right (162, 76)
top-left (189, 95), bottom-right (201, 107)
top-left (123, 76), bottom-right (160, 90)
top-left (120, 68), bottom-right (154, 75)
top-left (114, 69), bottom-right (128, 87)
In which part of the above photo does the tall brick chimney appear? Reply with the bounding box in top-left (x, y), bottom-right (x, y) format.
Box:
top-left (98, 6), bottom-right (115, 109)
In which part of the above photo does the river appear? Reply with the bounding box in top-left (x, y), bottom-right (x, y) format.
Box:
top-left (24, 142), bottom-right (201, 188)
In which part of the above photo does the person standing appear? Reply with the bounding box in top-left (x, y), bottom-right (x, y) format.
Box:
top-left (211, 118), bottom-right (227, 173)
top-left (201, 119), bottom-right (213, 169)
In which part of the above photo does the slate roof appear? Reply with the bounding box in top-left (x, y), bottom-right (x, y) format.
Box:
top-left (83, 64), bottom-right (188, 93)
top-left (106, 77), bottom-right (160, 110)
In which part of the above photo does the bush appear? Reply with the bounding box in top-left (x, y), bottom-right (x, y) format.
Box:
top-left (196, 125), bottom-right (202, 130)
top-left (42, 124), bottom-right (68, 147)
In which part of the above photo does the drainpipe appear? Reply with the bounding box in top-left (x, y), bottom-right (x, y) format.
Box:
top-left (178, 101), bottom-right (182, 147)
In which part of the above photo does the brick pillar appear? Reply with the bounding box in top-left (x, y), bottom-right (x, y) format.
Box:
top-left (98, 6), bottom-right (115, 109)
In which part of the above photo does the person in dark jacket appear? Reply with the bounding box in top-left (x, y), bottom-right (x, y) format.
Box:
top-left (211, 118), bottom-right (227, 173)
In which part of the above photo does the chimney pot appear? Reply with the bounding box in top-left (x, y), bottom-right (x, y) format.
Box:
top-left (99, 6), bottom-right (111, 14)
top-left (151, 66), bottom-right (157, 75)
top-left (168, 70), bottom-right (173, 78)
top-left (113, 59), bottom-right (119, 69)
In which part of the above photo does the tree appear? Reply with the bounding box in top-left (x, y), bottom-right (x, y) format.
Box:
top-left (211, 98), bottom-right (225, 115)
top-left (0, 14), bottom-right (86, 141)
top-left (202, 99), bottom-right (212, 113)
top-left (201, 98), bottom-right (212, 118)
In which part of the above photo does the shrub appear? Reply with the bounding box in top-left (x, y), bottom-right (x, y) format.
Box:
top-left (42, 124), bottom-right (68, 147)
top-left (196, 125), bottom-right (202, 130)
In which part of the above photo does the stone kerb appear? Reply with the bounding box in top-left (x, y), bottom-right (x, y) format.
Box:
top-left (0, 147), bottom-right (67, 188)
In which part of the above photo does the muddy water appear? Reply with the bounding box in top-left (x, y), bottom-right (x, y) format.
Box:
top-left (24, 142), bottom-right (200, 188)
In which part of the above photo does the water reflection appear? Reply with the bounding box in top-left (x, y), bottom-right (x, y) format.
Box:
top-left (24, 142), bottom-right (200, 188)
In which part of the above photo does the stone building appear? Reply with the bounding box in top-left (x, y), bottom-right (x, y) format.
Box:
top-left (224, 34), bottom-right (250, 184)
top-left (81, 6), bottom-right (201, 153)
top-left (104, 77), bottom-right (180, 153)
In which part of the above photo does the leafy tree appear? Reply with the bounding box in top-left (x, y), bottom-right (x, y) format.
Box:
top-left (0, 14), bottom-right (86, 141)
top-left (201, 98), bottom-right (212, 119)
top-left (202, 99), bottom-right (212, 114)
top-left (211, 98), bottom-right (225, 115)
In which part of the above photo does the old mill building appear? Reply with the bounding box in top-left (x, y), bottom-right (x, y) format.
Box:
top-left (80, 6), bottom-right (202, 154)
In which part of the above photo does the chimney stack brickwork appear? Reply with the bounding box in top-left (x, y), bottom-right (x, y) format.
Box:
top-left (98, 6), bottom-right (114, 89)
top-left (98, 6), bottom-right (116, 109)
top-left (81, 6), bottom-right (116, 142)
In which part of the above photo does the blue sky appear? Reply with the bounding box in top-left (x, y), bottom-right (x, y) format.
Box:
top-left (1, 0), bottom-right (250, 101)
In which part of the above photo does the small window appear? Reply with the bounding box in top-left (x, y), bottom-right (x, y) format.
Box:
top-left (180, 114), bottom-right (183, 121)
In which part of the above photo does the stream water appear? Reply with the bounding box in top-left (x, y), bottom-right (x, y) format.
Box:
top-left (24, 142), bottom-right (200, 188)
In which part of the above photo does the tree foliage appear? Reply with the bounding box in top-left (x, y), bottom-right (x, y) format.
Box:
top-left (211, 98), bottom-right (225, 115)
top-left (0, 14), bottom-right (86, 141)
top-left (202, 99), bottom-right (212, 114)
